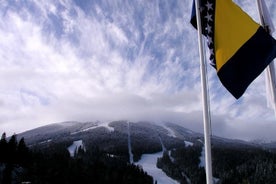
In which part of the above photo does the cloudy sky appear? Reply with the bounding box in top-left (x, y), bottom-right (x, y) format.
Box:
top-left (0, 0), bottom-right (276, 141)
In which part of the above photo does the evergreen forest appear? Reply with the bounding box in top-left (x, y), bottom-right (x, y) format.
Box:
top-left (0, 133), bottom-right (153, 184)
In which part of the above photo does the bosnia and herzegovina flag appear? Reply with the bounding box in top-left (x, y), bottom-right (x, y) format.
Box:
top-left (190, 0), bottom-right (276, 99)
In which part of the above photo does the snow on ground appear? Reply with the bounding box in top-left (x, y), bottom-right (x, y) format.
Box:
top-left (197, 139), bottom-right (203, 143)
top-left (168, 150), bottom-right (175, 163)
top-left (182, 172), bottom-right (191, 184)
top-left (128, 122), bottom-right (134, 164)
top-left (185, 129), bottom-right (194, 134)
top-left (100, 121), bottom-right (114, 132)
top-left (70, 125), bottom-right (97, 135)
top-left (136, 151), bottom-right (179, 184)
top-left (161, 124), bottom-right (177, 137)
top-left (71, 121), bottom-right (114, 135)
top-left (159, 136), bottom-right (166, 151)
top-left (67, 140), bottom-right (86, 157)
top-left (38, 139), bottom-right (52, 145)
top-left (184, 140), bottom-right (194, 147)
top-left (107, 153), bottom-right (117, 158)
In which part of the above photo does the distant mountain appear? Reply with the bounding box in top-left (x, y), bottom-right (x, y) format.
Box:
top-left (16, 121), bottom-right (253, 157)
top-left (13, 120), bottom-right (276, 184)
top-left (18, 120), bottom-right (255, 149)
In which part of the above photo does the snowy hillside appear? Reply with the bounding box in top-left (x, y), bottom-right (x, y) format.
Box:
top-left (14, 120), bottom-right (275, 183)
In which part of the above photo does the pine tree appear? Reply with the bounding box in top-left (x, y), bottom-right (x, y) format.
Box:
top-left (17, 138), bottom-right (29, 166)
top-left (0, 132), bottom-right (8, 162)
top-left (1, 132), bottom-right (6, 142)
top-left (7, 134), bottom-right (17, 163)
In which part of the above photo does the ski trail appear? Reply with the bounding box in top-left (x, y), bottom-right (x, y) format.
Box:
top-left (136, 152), bottom-right (179, 184)
top-left (182, 172), bottom-right (192, 184)
top-left (161, 124), bottom-right (177, 137)
top-left (159, 136), bottom-right (166, 152)
top-left (128, 121), bottom-right (134, 164)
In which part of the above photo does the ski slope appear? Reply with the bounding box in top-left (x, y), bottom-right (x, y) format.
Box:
top-left (136, 151), bottom-right (179, 184)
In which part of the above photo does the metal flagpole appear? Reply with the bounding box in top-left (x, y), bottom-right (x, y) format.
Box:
top-left (194, 0), bottom-right (213, 183)
top-left (256, 0), bottom-right (276, 116)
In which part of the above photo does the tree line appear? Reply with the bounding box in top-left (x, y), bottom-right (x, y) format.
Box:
top-left (157, 143), bottom-right (276, 184)
top-left (0, 132), bottom-right (154, 184)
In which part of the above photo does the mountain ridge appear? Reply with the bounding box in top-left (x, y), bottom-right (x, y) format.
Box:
top-left (17, 120), bottom-right (260, 148)
top-left (5, 120), bottom-right (276, 184)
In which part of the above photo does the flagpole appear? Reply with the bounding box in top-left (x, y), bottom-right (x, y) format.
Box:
top-left (194, 0), bottom-right (213, 184)
top-left (256, 0), bottom-right (276, 115)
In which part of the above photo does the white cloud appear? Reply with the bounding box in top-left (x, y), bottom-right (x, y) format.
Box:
top-left (0, 0), bottom-right (276, 142)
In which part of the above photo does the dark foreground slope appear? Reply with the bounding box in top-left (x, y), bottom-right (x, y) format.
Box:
top-left (0, 130), bottom-right (153, 184)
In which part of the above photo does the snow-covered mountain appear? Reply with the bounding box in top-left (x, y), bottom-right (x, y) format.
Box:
top-left (16, 120), bottom-right (268, 184)
top-left (18, 120), bottom-right (256, 152)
